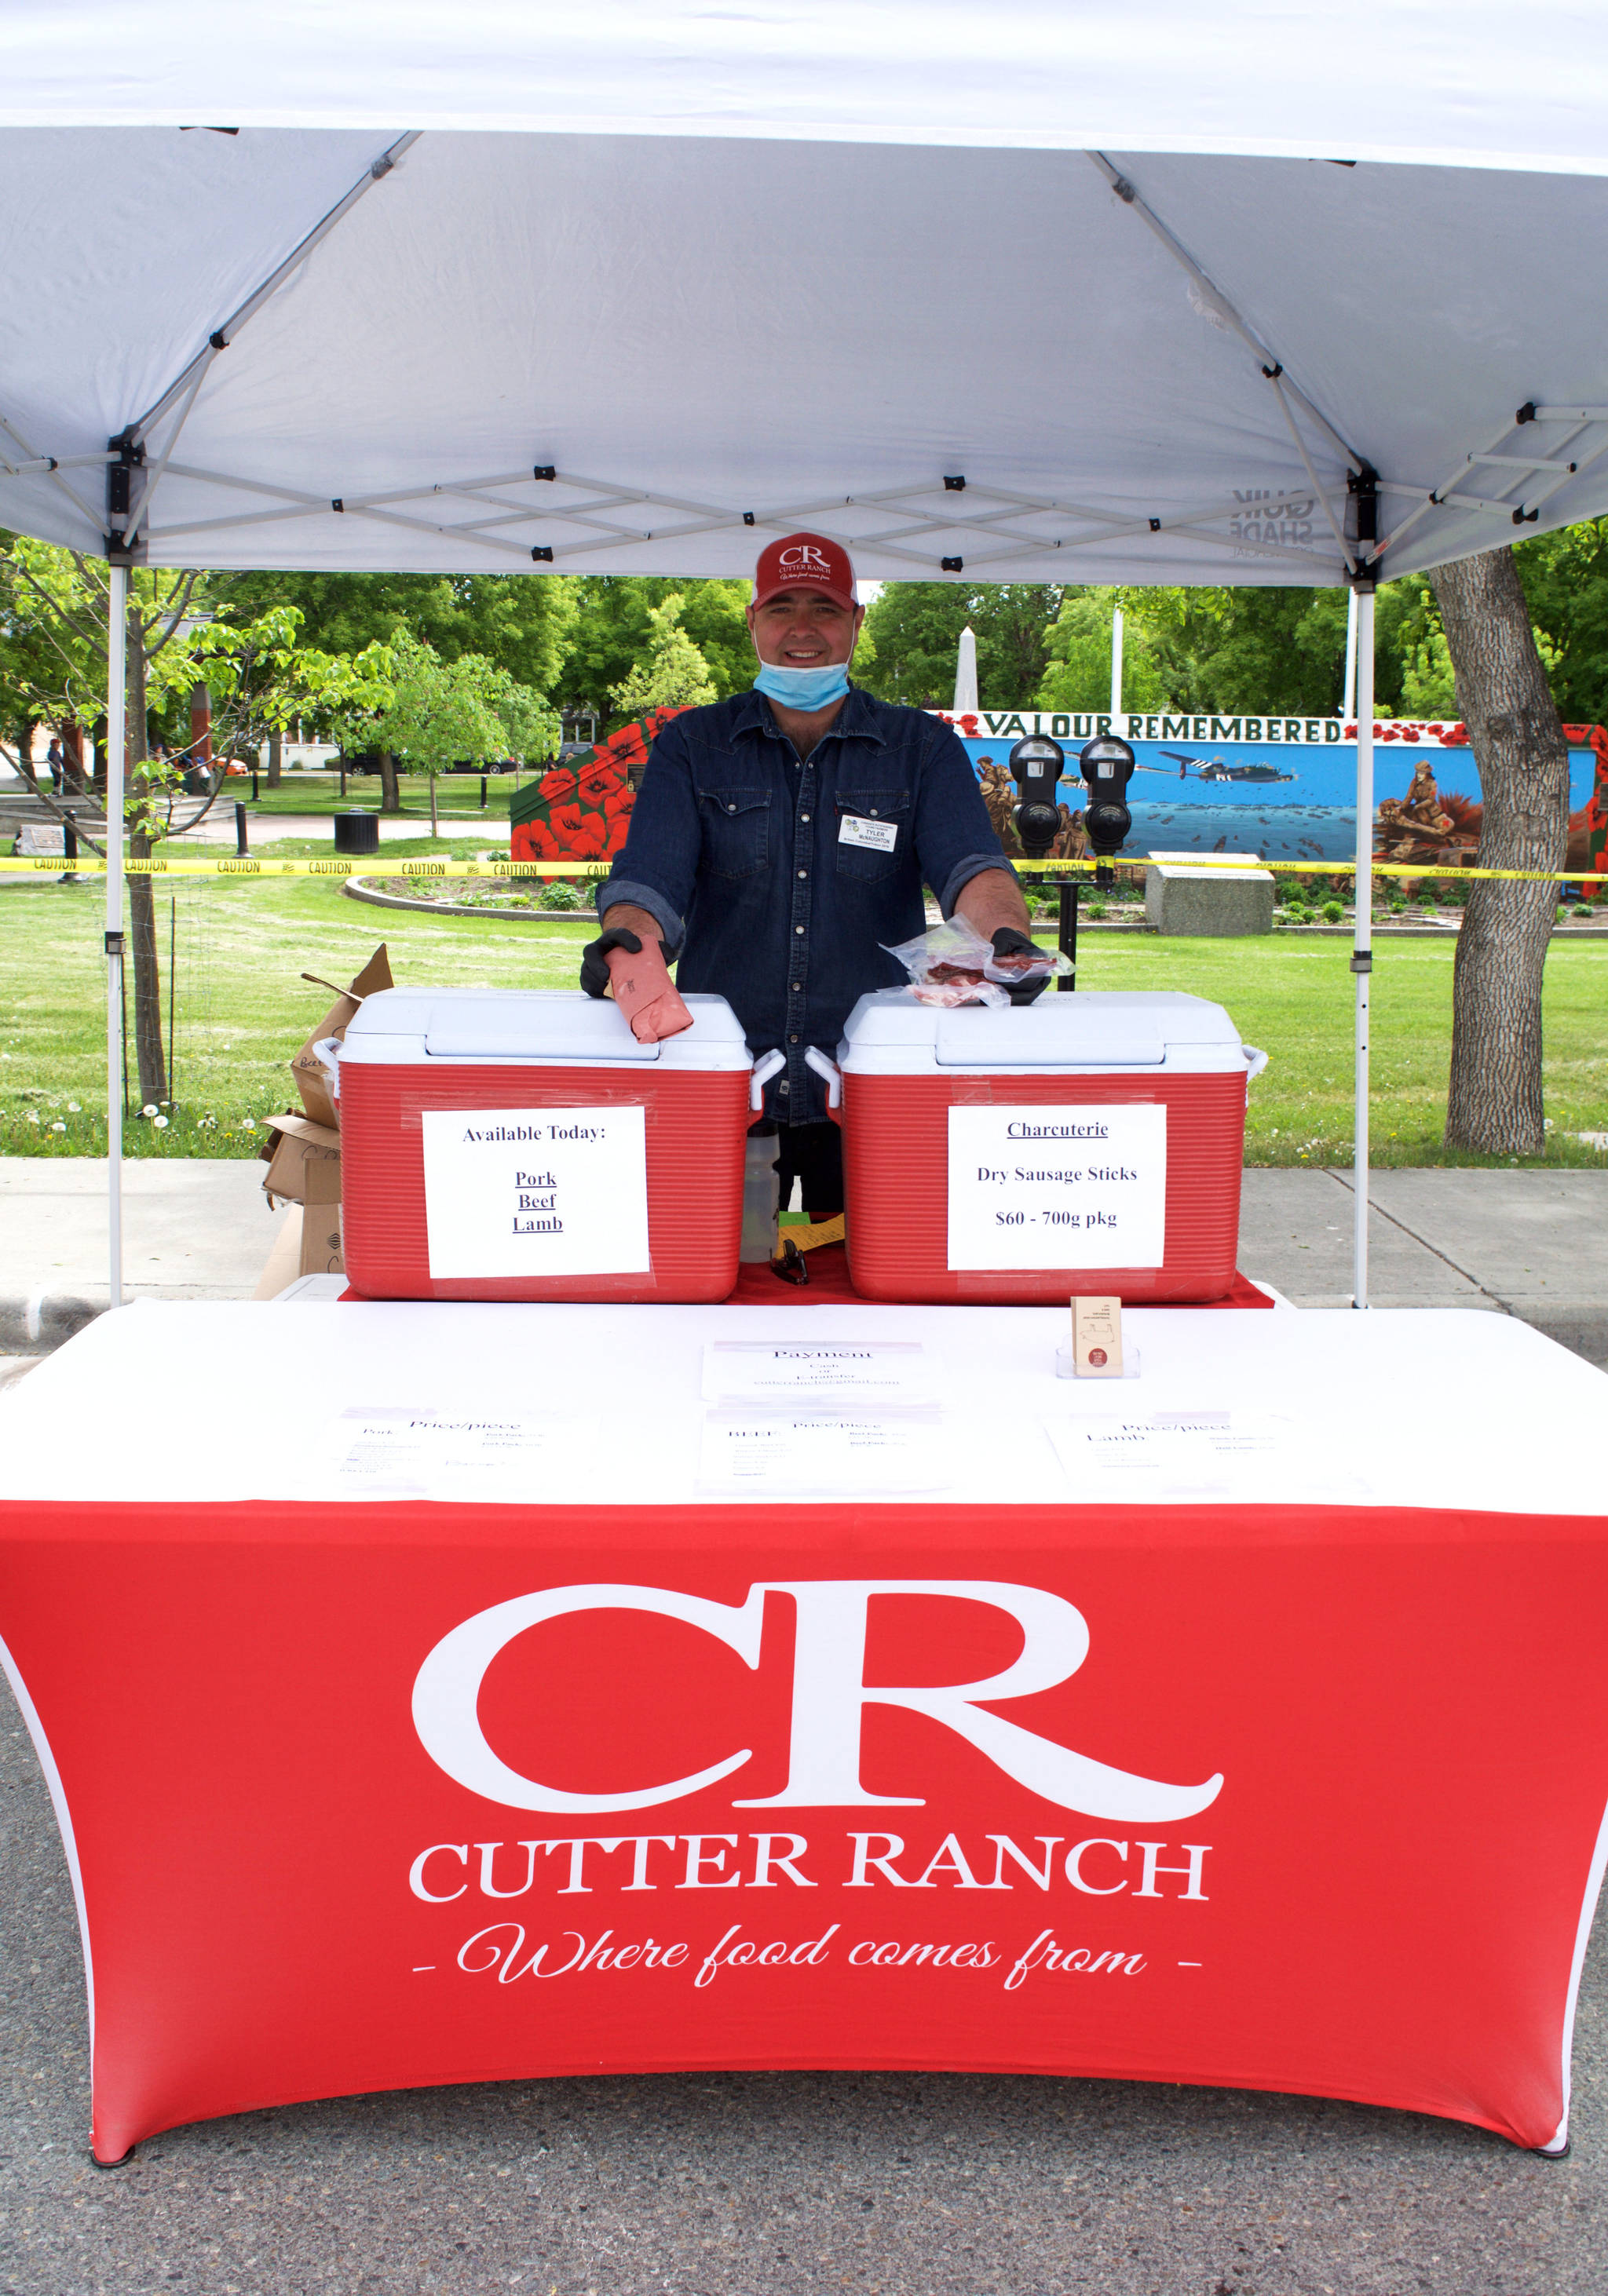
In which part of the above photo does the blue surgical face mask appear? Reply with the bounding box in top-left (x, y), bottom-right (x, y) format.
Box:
top-left (754, 659), bottom-right (853, 710)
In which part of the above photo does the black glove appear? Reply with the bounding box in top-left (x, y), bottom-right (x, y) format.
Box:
top-left (989, 925), bottom-right (1051, 1006)
top-left (581, 926), bottom-right (674, 998)
top-left (989, 927), bottom-right (1040, 965)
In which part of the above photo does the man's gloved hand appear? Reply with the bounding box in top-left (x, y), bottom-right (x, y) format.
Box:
top-left (989, 926), bottom-right (1041, 970)
top-left (988, 924), bottom-right (1051, 1006)
top-left (581, 926), bottom-right (660, 998)
top-left (580, 927), bottom-right (694, 1043)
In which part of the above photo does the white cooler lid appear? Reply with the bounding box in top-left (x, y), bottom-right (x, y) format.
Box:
top-left (339, 987), bottom-right (753, 1070)
top-left (838, 988), bottom-right (1247, 1075)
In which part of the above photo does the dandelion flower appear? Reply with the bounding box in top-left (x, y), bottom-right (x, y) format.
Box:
top-left (67, 1102), bottom-right (81, 1112)
top-left (141, 1103), bottom-right (158, 1119)
top-left (50, 1121), bottom-right (66, 1132)
top-left (26, 1110), bottom-right (39, 1124)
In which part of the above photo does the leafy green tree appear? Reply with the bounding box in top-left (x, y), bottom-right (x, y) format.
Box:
top-left (1, 538), bottom-right (389, 1101)
top-left (857, 583), bottom-right (1062, 707)
top-left (215, 570), bottom-right (576, 706)
top-left (356, 631), bottom-right (556, 835)
top-left (561, 577), bottom-right (755, 724)
top-left (607, 593), bottom-right (718, 717)
top-left (1514, 519), bottom-right (1608, 723)
top-left (1398, 624), bottom-right (1458, 717)
top-left (1037, 588), bottom-right (1166, 711)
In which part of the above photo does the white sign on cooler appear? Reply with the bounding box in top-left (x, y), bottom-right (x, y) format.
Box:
top-left (946, 1104), bottom-right (1167, 1270)
top-left (421, 1104), bottom-right (650, 1279)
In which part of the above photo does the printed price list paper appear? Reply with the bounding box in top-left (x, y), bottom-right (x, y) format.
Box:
top-left (702, 1340), bottom-right (933, 1404)
top-left (698, 1407), bottom-right (952, 1496)
top-left (1043, 1409), bottom-right (1306, 1496)
top-left (421, 1104), bottom-right (649, 1279)
top-left (313, 1405), bottom-right (583, 1501)
top-left (947, 1104), bottom-right (1167, 1271)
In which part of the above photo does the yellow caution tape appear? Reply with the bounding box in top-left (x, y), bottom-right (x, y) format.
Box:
top-left (0, 854), bottom-right (1602, 886)
top-left (0, 855), bottom-right (605, 878)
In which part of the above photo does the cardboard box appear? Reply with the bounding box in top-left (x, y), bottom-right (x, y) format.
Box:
top-left (253, 1205), bottom-right (305, 1299)
top-left (261, 1111), bottom-right (342, 1206)
top-left (298, 1146), bottom-right (345, 1278)
top-left (290, 944), bottom-right (393, 1128)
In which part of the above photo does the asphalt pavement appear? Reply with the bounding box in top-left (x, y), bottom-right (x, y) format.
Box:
top-left (2, 1162), bottom-right (1606, 2294)
top-left (2, 1692), bottom-right (1604, 2296)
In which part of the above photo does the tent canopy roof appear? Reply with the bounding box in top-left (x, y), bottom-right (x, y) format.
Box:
top-left (5, 5), bottom-right (1608, 586)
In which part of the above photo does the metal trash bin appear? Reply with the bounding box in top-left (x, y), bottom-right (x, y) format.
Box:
top-left (333, 809), bottom-right (379, 856)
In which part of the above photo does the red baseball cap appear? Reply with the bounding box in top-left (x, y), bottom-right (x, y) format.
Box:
top-left (753, 531), bottom-right (858, 613)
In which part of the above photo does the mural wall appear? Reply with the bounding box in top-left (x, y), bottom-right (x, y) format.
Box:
top-left (509, 700), bottom-right (1608, 889)
top-left (940, 709), bottom-right (1605, 873)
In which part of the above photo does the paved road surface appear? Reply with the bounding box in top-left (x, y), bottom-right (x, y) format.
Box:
top-left (1, 1692), bottom-right (1603, 2294)
top-left (3, 1166), bottom-right (1606, 2291)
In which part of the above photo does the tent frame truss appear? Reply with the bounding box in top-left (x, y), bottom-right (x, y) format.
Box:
top-left (141, 461), bottom-right (1361, 579)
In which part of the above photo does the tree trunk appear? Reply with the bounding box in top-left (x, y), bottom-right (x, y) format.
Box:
top-left (429, 772), bottom-right (439, 837)
top-left (63, 720), bottom-right (86, 794)
top-left (13, 725), bottom-right (39, 792)
top-left (124, 608), bottom-right (167, 1108)
top-left (267, 728), bottom-right (282, 789)
top-left (379, 749), bottom-right (400, 814)
top-left (1429, 546), bottom-right (1569, 1155)
top-left (127, 838), bottom-right (168, 1108)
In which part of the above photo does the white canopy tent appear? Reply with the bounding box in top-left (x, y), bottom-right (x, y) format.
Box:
top-left (4, 2), bottom-right (1608, 1305)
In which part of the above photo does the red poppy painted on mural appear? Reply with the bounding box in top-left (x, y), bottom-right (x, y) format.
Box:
top-left (509, 708), bottom-right (691, 872)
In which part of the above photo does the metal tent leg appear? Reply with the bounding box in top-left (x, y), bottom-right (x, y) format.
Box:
top-left (105, 564), bottom-right (126, 1310)
top-left (1351, 584), bottom-right (1376, 1309)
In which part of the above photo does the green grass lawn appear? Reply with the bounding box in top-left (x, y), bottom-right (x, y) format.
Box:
top-left (240, 770), bottom-right (525, 823)
top-left (2, 874), bottom-right (1604, 1164)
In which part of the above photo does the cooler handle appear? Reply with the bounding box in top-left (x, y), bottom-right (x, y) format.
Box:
top-left (312, 1037), bottom-right (344, 1104)
top-left (749, 1047), bottom-right (787, 1111)
top-left (1242, 1044), bottom-right (1270, 1081)
top-left (804, 1045), bottom-right (842, 1111)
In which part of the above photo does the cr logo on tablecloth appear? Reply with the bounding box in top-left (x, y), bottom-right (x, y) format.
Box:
top-left (412, 1581), bottom-right (1223, 1822)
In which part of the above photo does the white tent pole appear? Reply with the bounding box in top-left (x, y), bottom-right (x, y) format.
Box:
top-left (1109, 604), bottom-right (1124, 720)
top-left (1351, 583), bottom-right (1376, 1309)
top-left (105, 563), bottom-right (126, 1310)
top-left (1343, 585), bottom-right (1358, 721)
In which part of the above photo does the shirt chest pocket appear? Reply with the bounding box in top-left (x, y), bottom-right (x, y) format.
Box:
top-left (697, 784), bottom-right (771, 879)
top-left (835, 789), bottom-right (909, 881)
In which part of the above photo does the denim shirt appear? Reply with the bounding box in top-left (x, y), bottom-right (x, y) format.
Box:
top-left (596, 684), bottom-right (1010, 1123)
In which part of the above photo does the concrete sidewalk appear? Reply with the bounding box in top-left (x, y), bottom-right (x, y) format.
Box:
top-left (0, 1159), bottom-right (1603, 1368)
top-left (1239, 1165), bottom-right (1608, 1363)
top-left (0, 1159), bottom-right (288, 1356)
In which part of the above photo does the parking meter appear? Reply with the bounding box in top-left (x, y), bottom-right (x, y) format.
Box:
top-left (1008, 733), bottom-right (1079, 992)
top-left (1078, 735), bottom-right (1136, 887)
top-left (1007, 734), bottom-right (1065, 860)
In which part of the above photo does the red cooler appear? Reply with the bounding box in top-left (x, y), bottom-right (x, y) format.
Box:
top-left (333, 988), bottom-right (767, 1302)
top-left (818, 989), bottom-right (1265, 1305)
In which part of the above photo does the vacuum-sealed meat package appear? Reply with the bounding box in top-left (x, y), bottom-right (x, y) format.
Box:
top-left (882, 919), bottom-right (1069, 1006)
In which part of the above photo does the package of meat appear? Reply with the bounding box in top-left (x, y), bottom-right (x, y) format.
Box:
top-left (912, 976), bottom-right (1007, 1009)
top-left (883, 919), bottom-right (1068, 1003)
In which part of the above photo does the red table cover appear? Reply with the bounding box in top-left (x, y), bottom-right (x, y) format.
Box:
top-left (2, 1494), bottom-right (1604, 2162)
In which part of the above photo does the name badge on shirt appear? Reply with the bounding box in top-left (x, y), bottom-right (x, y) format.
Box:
top-left (839, 812), bottom-right (898, 854)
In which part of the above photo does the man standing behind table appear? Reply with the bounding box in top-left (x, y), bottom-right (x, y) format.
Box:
top-left (582, 531), bottom-right (1049, 1219)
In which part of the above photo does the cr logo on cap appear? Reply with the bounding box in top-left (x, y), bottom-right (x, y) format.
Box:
top-left (780, 543), bottom-right (832, 574)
